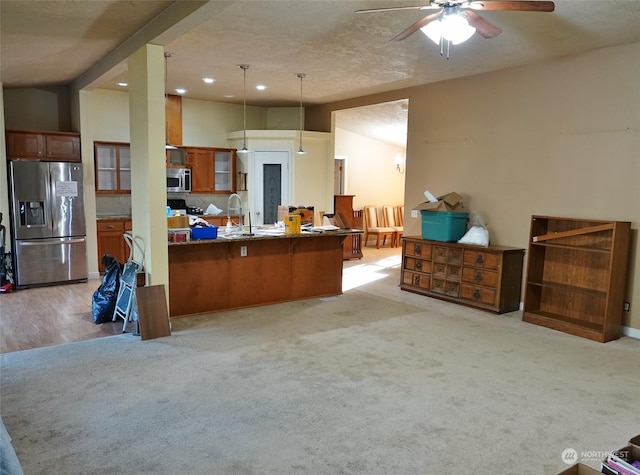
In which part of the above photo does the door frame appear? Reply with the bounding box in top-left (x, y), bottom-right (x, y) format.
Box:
top-left (251, 150), bottom-right (291, 225)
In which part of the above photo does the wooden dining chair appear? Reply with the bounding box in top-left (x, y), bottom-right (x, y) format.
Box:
top-left (363, 206), bottom-right (395, 248)
top-left (383, 205), bottom-right (403, 247)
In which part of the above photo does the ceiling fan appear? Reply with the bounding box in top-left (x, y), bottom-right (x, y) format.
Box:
top-left (355, 1), bottom-right (555, 57)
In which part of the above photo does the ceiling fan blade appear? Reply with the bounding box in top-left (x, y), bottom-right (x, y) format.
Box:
top-left (467, 1), bottom-right (555, 12)
top-left (390, 12), bottom-right (441, 41)
top-left (355, 5), bottom-right (437, 14)
top-left (464, 10), bottom-right (503, 38)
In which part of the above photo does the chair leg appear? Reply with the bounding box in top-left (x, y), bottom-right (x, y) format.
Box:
top-left (376, 235), bottom-right (381, 249)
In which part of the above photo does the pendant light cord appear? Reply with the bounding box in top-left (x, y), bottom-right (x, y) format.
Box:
top-left (238, 64), bottom-right (250, 152)
top-left (296, 73), bottom-right (307, 154)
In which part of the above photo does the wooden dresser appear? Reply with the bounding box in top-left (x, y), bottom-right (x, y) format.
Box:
top-left (401, 236), bottom-right (525, 314)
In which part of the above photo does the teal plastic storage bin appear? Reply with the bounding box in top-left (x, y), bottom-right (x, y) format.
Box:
top-left (421, 211), bottom-right (469, 242)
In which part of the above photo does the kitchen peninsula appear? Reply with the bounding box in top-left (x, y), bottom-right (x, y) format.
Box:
top-left (168, 230), bottom-right (357, 317)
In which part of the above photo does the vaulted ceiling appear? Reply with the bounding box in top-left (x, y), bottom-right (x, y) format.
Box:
top-left (3, 0), bottom-right (640, 147)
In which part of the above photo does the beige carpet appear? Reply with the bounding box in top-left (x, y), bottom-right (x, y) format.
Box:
top-left (1, 252), bottom-right (639, 474)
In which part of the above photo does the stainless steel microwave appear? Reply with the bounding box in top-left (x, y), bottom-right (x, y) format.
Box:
top-left (166, 168), bottom-right (191, 193)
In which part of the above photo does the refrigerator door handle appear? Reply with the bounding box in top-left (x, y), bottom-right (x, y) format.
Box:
top-left (18, 237), bottom-right (86, 246)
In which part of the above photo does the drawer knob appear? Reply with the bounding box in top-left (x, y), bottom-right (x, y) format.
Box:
top-left (413, 275), bottom-right (420, 286)
top-left (475, 271), bottom-right (483, 282)
top-left (476, 254), bottom-right (484, 266)
top-left (473, 289), bottom-right (481, 300)
top-left (416, 260), bottom-right (422, 271)
top-left (415, 244), bottom-right (421, 256)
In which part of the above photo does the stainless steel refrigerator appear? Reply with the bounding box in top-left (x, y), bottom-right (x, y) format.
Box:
top-left (8, 160), bottom-right (88, 288)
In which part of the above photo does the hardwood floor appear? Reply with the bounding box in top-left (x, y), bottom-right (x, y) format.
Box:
top-left (0, 246), bottom-right (401, 354)
top-left (0, 279), bottom-right (123, 353)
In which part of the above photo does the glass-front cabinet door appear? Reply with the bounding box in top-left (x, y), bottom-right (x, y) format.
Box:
top-left (94, 142), bottom-right (131, 194)
top-left (214, 149), bottom-right (236, 193)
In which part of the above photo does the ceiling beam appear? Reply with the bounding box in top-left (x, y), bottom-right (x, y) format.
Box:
top-left (71, 0), bottom-right (233, 92)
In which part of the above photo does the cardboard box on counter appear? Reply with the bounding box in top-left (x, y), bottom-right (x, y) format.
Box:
top-left (413, 191), bottom-right (464, 212)
top-left (557, 463), bottom-right (601, 475)
top-left (168, 216), bottom-right (189, 228)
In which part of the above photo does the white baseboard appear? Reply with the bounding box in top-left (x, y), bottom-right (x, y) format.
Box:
top-left (622, 325), bottom-right (640, 340)
top-left (88, 271), bottom-right (100, 280)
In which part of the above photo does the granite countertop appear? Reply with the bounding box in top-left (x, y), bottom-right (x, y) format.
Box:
top-left (168, 228), bottom-right (361, 246)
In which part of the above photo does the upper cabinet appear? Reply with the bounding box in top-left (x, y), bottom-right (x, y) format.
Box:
top-left (186, 147), bottom-right (236, 194)
top-left (165, 94), bottom-right (182, 148)
top-left (94, 141), bottom-right (131, 194)
top-left (6, 129), bottom-right (81, 162)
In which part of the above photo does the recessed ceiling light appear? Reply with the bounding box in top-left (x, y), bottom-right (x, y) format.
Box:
top-left (203, 77), bottom-right (215, 84)
top-left (175, 88), bottom-right (186, 94)
top-left (256, 84), bottom-right (266, 91)
top-left (224, 94), bottom-right (234, 99)
top-left (117, 82), bottom-right (128, 87)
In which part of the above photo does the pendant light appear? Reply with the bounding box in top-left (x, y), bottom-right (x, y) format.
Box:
top-left (237, 64), bottom-right (251, 154)
top-left (295, 73), bottom-right (307, 155)
top-left (164, 52), bottom-right (177, 150)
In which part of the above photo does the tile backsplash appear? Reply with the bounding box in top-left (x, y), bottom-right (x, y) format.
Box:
top-left (96, 193), bottom-right (236, 216)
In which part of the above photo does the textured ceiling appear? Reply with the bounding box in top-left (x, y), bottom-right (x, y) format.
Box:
top-left (2, 0), bottom-right (640, 147)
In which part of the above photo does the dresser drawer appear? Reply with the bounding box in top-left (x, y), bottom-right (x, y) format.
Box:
top-left (461, 284), bottom-right (497, 306)
top-left (433, 245), bottom-right (462, 265)
top-left (462, 267), bottom-right (498, 288)
top-left (432, 263), bottom-right (461, 281)
top-left (431, 278), bottom-right (460, 297)
top-left (404, 240), bottom-right (431, 259)
top-left (403, 271), bottom-right (430, 290)
top-left (404, 257), bottom-right (432, 274)
top-left (463, 250), bottom-right (499, 269)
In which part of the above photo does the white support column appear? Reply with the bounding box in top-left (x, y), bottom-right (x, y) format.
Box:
top-left (128, 44), bottom-right (168, 296)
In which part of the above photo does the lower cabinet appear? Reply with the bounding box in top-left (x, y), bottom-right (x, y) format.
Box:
top-left (401, 236), bottom-right (525, 313)
top-left (96, 219), bottom-right (132, 273)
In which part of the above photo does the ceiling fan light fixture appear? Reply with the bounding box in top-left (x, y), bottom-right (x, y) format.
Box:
top-left (421, 8), bottom-right (476, 46)
top-left (422, 20), bottom-right (443, 44)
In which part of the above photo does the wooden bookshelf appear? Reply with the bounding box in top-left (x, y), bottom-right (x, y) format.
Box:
top-left (522, 215), bottom-right (631, 342)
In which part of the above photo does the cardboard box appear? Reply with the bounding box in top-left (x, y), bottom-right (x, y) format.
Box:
top-left (285, 214), bottom-right (301, 235)
top-left (602, 444), bottom-right (640, 475)
top-left (557, 463), bottom-right (601, 475)
top-left (414, 191), bottom-right (465, 212)
top-left (168, 216), bottom-right (189, 228)
top-left (630, 435), bottom-right (640, 450)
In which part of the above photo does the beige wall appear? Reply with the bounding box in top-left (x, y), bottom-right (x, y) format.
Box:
top-left (334, 127), bottom-right (405, 210)
top-left (3, 86), bottom-right (72, 132)
top-left (309, 41), bottom-right (640, 332)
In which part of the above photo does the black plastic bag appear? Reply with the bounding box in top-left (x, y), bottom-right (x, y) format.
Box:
top-left (92, 254), bottom-right (122, 324)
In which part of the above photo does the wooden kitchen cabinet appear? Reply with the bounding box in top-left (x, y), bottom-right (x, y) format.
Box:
top-left (94, 142), bottom-right (131, 194)
top-left (186, 147), bottom-right (236, 193)
top-left (97, 218), bottom-right (132, 273)
top-left (186, 148), bottom-right (215, 192)
top-left (401, 237), bottom-right (525, 314)
top-left (522, 215), bottom-right (631, 342)
top-left (202, 215), bottom-right (238, 227)
top-left (6, 129), bottom-right (80, 162)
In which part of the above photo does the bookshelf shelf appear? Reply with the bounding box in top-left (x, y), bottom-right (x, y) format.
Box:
top-left (523, 215), bottom-right (631, 342)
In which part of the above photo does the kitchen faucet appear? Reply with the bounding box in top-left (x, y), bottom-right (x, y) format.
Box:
top-left (227, 193), bottom-right (243, 231)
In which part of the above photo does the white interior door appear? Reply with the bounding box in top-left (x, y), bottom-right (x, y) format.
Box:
top-left (253, 150), bottom-right (290, 225)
